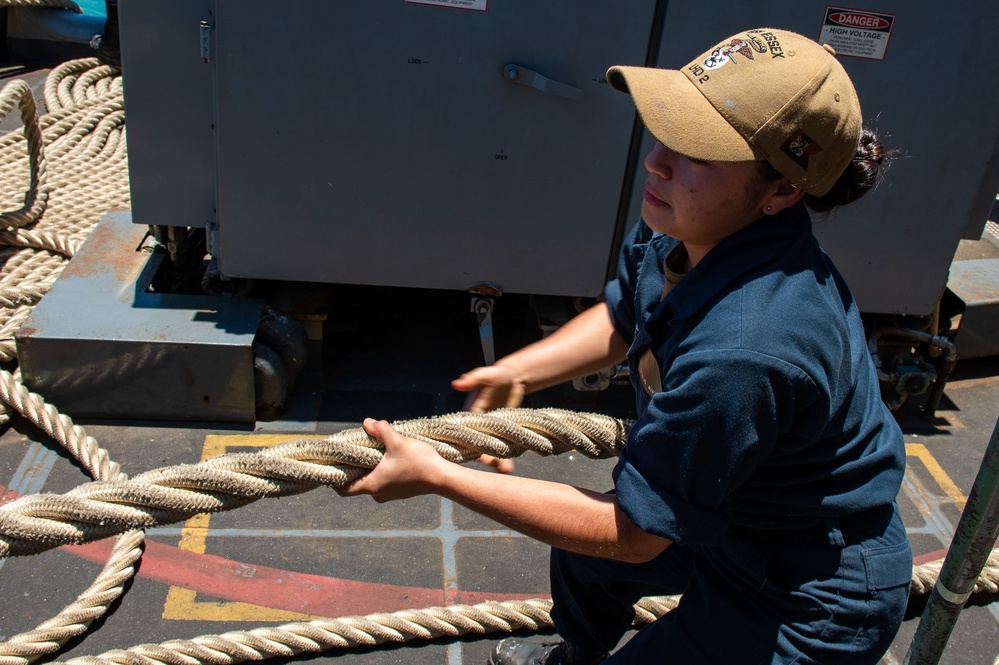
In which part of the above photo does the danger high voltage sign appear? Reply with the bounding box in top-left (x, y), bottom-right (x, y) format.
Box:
top-left (819, 6), bottom-right (896, 60)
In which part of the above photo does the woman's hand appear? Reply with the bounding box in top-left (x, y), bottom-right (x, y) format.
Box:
top-left (337, 419), bottom-right (446, 502)
top-left (451, 365), bottom-right (525, 413)
top-left (452, 366), bottom-right (523, 474)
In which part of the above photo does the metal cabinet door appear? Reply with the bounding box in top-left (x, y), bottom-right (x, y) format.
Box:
top-left (627, 0), bottom-right (999, 316)
top-left (213, 0), bottom-right (660, 297)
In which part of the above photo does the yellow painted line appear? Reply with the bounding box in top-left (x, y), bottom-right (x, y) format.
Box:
top-left (162, 586), bottom-right (314, 622)
top-left (162, 434), bottom-right (314, 622)
top-left (200, 434), bottom-right (296, 459)
top-left (906, 443), bottom-right (967, 508)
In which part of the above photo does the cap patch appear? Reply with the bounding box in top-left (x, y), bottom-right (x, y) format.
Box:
top-left (752, 30), bottom-right (787, 59)
top-left (781, 130), bottom-right (824, 170)
top-left (702, 39), bottom-right (758, 70)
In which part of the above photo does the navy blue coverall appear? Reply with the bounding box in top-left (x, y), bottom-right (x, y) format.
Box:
top-left (550, 204), bottom-right (912, 664)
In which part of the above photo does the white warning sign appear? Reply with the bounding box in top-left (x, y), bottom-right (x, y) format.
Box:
top-left (405, 0), bottom-right (487, 11)
top-left (819, 7), bottom-right (895, 60)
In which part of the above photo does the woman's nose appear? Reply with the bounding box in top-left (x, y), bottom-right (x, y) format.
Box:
top-left (645, 142), bottom-right (673, 179)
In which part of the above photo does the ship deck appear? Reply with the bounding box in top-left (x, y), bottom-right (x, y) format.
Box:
top-left (0, 62), bottom-right (997, 665)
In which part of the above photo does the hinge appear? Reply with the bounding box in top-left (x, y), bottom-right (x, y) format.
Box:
top-left (200, 21), bottom-right (213, 63)
top-left (206, 217), bottom-right (220, 256)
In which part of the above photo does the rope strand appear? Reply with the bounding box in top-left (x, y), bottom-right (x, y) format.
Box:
top-left (0, 409), bottom-right (627, 556)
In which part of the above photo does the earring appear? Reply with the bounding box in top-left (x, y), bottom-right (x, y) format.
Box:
top-left (765, 205), bottom-right (772, 213)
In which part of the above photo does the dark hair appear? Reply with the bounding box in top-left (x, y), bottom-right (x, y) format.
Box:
top-left (758, 127), bottom-right (891, 212)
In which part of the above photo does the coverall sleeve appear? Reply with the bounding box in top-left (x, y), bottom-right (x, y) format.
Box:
top-left (612, 348), bottom-right (819, 545)
top-left (603, 220), bottom-right (654, 346)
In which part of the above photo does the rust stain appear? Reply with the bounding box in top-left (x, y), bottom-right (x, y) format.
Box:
top-left (14, 325), bottom-right (39, 339)
top-left (57, 221), bottom-right (146, 283)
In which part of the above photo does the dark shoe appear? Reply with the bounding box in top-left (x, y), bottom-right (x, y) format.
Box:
top-left (488, 638), bottom-right (609, 665)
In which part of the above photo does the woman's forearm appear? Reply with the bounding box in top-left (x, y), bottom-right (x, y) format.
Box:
top-left (432, 461), bottom-right (669, 564)
top-left (342, 421), bottom-right (669, 564)
top-left (496, 302), bottom-right (629, 394)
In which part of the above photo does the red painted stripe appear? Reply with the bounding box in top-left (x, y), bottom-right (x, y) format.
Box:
top-left (3, 482), bottom-right (544, 616)
top-left (2, 484), bottom-right (957, 617)
top-left (67, 538), bottom-right (544, 615)
top-left (913, 549), bottom-right (947, 565)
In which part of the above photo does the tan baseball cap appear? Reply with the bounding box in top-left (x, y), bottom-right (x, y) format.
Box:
top-left (607, 28), bottom-right (861, 196)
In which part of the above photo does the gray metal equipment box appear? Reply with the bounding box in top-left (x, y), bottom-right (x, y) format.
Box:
top-left (120, 0), bottom-right (662, 298)
top-left (120, 0), bottom-right (999, 315)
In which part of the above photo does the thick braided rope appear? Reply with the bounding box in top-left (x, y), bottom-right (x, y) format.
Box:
top-left (0, 408), bottom-right (629, 556)
top-left (0, 80), bottom-right (49, 229)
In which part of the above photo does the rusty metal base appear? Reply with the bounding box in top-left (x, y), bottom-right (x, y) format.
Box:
top-left (15, 210), bottom-right (264, 423)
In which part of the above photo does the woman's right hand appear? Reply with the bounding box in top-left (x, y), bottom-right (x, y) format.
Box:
top-left (451, 365), bottom-right (526, 414)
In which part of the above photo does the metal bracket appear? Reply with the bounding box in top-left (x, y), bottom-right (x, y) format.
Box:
top-left (472, 297), bottom-right (495, 366)
top-left (572, 363), bottom-right (630, 392)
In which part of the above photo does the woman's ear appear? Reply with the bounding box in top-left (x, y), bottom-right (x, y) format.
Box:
top-left (762, 179), bottom-right (806, 215)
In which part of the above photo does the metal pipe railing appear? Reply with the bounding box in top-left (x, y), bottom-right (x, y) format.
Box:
top-left (903, 416), bottom-right (999, 664)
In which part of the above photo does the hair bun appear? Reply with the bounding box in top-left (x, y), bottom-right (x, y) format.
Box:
top-left (805, 126), bottom-right (891, 212)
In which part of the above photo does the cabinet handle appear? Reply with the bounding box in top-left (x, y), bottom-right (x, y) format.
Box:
top-left (503, 64), bottom-right (582, 101)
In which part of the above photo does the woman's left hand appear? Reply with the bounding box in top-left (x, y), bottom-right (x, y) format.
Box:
top-left (337, 418), bottom-right (446, 502)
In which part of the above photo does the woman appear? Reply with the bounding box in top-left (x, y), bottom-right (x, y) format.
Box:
top-left (341, 27), bottom-right (912, 664)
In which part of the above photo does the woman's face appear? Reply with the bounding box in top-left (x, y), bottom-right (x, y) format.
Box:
top-left (641, 141), bottom-right (774, 266)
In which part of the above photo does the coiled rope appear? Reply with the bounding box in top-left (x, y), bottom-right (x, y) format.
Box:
top-left (0, 80), bottom-right (47, 229)
top-left (0, 49), bottom-right (994, 665)
top-left (0, 51), bottom-right (134, 665)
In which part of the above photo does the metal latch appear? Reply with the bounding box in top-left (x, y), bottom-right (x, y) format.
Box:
top-left (200, 21), bottom-right (213, 63)
top-left (503, 64), bottom-right (582, 100)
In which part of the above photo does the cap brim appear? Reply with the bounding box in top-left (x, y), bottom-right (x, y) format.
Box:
top-left (607, 65), bottom-right (761, 162)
